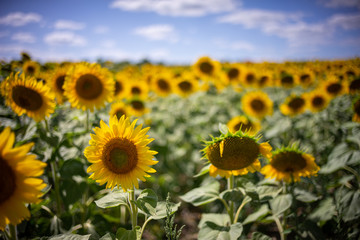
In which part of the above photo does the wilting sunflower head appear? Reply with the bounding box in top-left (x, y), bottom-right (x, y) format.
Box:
top-left (0, 127), bottom-right (47, 230)
top-left (84, 115), bottom-right (158, 191)
top-left (304, 90), bottom-right (330, 113)
top-left (109, 101), bottom-right (128, 119)
top-left (202, 129), bottom-right (272, 178)
top-left (352, 97), bottom-right (360, 123)
top-left (261, 144), bottom-right (320, 183)
top-left (280, 95), bottom-right (306, 117)
top-left (63, 62), bottom-right (114, 112)
top-left (242, 91), bottom-right (273, 119)
top-left (22, 61), bottom-right (40, 76)
top-left (4, 72), bottom-right (55, 122)
top-left (227, 115), bottom-right (261, 135)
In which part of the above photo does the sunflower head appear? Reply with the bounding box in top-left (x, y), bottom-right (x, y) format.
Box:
top-left (127, 98), bottom-right (149, 117)
top-left (109, 101), bottom-right (128, 119)
top-left (227, 115), bottom-right (261, 135)
top-left (193, 56), bottom-right (220, 79)
top-left (261, 144), bottom-right (319, 183)
top-left (349, 77), bottom-right (360, 94)
top-left (305, 90), bottom-right (330, 113)
top-left (173, 72), bottom-right (199, 97)
top-left (242, 91), bottom-right (273, 119)
top-left (3, 72), bottom-right (55, 122)
top-left (151, 73), bottom-right (173, 97)
top-left (202, 129), bottom-right (272, 178)
top-left (84, 115), bottom-right (158, 191)
top-left (279, 73), bottom-right (297, 88)
top-left (0, 127), bottom-right (47, 230)
top-left (22, 61), bottom-right (40, 76)
top-left (280, 95), bottom-right (306, 117)
top-left (114, 72), bottom-right (130, 100)
top-left (321, 76), bottom-right (348, 98)
top-left (49, 65), bottom-right (71, 104)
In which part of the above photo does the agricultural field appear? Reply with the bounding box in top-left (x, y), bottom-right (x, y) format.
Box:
top-left (0, 54), bottom-right (360, 240)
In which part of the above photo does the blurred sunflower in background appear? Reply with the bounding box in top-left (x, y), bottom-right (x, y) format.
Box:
top-left (63, 62), bottom-right (114, 112)
top-left (3, 72), bottom-right (55, 122)
top-left (0, 127), bottom-right (47, 230)
top-left (280, 94), bottom-right (307, 117)
top-left (242, 91), bottom-right (273, 119)
top-left (49, 65), bottom-right (70, 104)
top-left (348, 76), bottom-right (360, 94)
top-left (261, 144), bottom-right (319, 182)
top-left (279, 73), bottom-right (297, 88)
top-left (84, 115), bottom-right (158, 191)
top-left (109, 101), bottom-right (128, 119)
top-left (150, 73), bottom-right (173, 97)
top-left (202, 130), bottom-right (272, 178)
top-left (320, 75), bottom-right (347, 98)
top-left (128, 80), bottom-right (149, 100)
top-left (127, 98), bottom-right (149, 117)
top-left (22, 61), bottom-right (40, 76)
top-left (305, 90), bottom-right (330, 113)
top-left (298, 68), bottom-right (316, 88)
top-left (173, 72), bottom-right (199, 97)
top-left (227, 115), bottom-right (261, 135)
top-left (257, 71), bottom-right (273, 88)
top-left (114, 72), bottom-right (130, 100)
top-left (193, 56), bottom-right (220, 80)
top-left (241, 68), bottom-right (257, 88)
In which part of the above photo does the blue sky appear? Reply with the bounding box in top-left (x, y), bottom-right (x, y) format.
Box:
top-left (0, 0), bottom-right (360, 64)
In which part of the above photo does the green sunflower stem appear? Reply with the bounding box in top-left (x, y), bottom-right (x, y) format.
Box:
top-left (86, 110), bottom-right (90, 132)
top-left (233, 197), bottom-right (248, 224)
top-left (227, 175), bottom-right (235, 223)
top-left (129, 187), bottom-right (138, 230)
top-left (273, 215), bottom-right (285, 240)
top-left (6, 224), bottom-right (18, 240)
top-left (50, 161), bottom-right (62, 215)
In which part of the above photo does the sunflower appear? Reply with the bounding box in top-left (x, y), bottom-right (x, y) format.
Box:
top-left (48, 66), bottom-right (70, 104)
top-left (298, 69), bottom-right (315, 88)
top-left (242, 91), bottom-right (273, 119)
top-left (224, 64), bottom-right (243, 86)
top-left (128, 81), bottom-right (149, 100)
top-left (114, 72), bottom-right (130, 100)
top-left (193, 56), bottom-right (220, 80)
top-left (22, 61), bottom-right (40, 76)
top-left (127, 98), bottom-right (149, 117)
top-left (227, 115), bottom-right (261, 135)
top-left (320, 75), bottom-right (347, 98)
top-left (109, 101), bottom-right (128, 119)
top-left (3, 72), bottom-right (55, 122)
top-left (173, 72), bottom-right (199, 97)
top-left (202, 130), bottom-right (272, 178)
top-left (0, 127), bottom-right (47, 230)
top-left (280, 95), bottom-right (306, 117)
top-left (348, 76), bottom-right (360, 94)
top-left (305, 90), bottom-right (330, 113)
top-left (84, 115), bottom-right (158, 191)
top-left (63, 63), bottom-right (114, 112)
top-left (352, 97), bottom-right (360, 122)
top-left (278, 73), bottom-right (297, 88)
top-left (151, 73), bottom-right (173, 97)
top-left (261, 145), bottom-right (319, 182)
top-left (257, 71), bottom-right (273, 88)
top-left (241, 69), bottom-right (257, 87)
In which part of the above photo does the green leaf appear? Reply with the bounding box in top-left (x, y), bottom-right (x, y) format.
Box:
top-left (220, 188), bottom-right (243, 202)
top-left (270, 194), bottom-right (292, 216)
top-left (309, 198), bottom-right (336, 225)
top-left (151, 201), bottom-right (181, 220)
top-left (243, 204), bottom-right (270, 225)
top-left (198, 214), bottom-right (243, 240)
top-left (319, 156), bottom-right (348, 174)
top-left (256, 185), bottom-right (282, 200)
top-left (116, 227), bottom-right (138, 240)
top-left (180, 181), bottom-right (220, 206)
top-left (60, 180), bottom-right (87, 206)
top-left (294, 188), bottom-right (319, 203)
top-left (95, 189), bottom-right (128, 209)
top-left (134, 189), bottom-right (158, 216)
top-left (99, 233), bottom-right (116, 240)
top-left (49, 234), bottom-right (91, 240)
top-left (194, 164), bottom-right (210, 178)
top-left (341, 189), bottom-right (360, 222)
top-left (60, 159), bottom-right (87, 178)
top-left (250, 232), bottom-right (272, 240)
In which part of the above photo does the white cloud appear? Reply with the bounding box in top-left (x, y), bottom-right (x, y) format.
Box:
top-left (133, 24), bottom-right (178, 42)
top-left (12, 32), bottom-right (36, 43)
top-left (44, 31), bottom-right (87, 46)
top-left (94, 25), bottom-right (109, 34)
top-left (54, 20), bottom-right (86, 30)
top-left (328, 13), bottom-right (360, 30)
top-left (320, 0), bottom-right (360, 8)
top-left (101, 40), bottom-right (116, 48)
top-left (110, 0), bottom-right (237, 17)
top-left (213, 39), bottom-right (255, 51)
top-left (0, 12), bottom-right (42, 27)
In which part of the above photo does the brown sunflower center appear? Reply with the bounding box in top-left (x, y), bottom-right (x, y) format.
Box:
top-left (206, 137), bottom-right (260, 170)
top-left (12, 85), bottom-right (43, 111)
top-left (199, 62), bottom-right (213, 74)
top-left (115, 109), bottom-right (126, 119)
top-left (114, 81), bottom-right (123, 96)
top-left (234, 121), bottom-right (252, 133)
top-left (312, 96), bottom-right (325, 107)
top-left (300, 74), bottom-right (310, 84)
top-left (178, 81), bottom-right (192, 92)
top-left (0, 157), bottom-right (17, 204)
top-left (56, 75), bottom-right (65, 93)
top-left (103, 138), bottom-right (138, 174)
top-left (281, 76), bottom-right (294, 86)
top-left (288, 97), bottom-right (305, 111)
top-left (75, 74), bottom-right (103, 100)
top-left (354, 99), bottom-right (360, 115)
top-left (246, 73), bottom-right (255, 84)
top-left (131, 87), bottom-right (141, 95)
top-left (26, 66), bottom-right (35, 75)
top-left (259, 76), bottom-right (268, 86)
top-left (228, 68), bottom-right (239, 80)
top-left (131, 100), bottom-right (144, 110)
top-left (349, 78), bottom-right (360, 92)
top-left (157, 79), bottom-right (170, 91)
top-left (326, 83), bottom-right (342, 94)
top-left (250, 99), bottom-right (265, 112)
top-left (271, 151), bottom-right (307, 173)
top-left (346, 70), bottom-right (355, 78)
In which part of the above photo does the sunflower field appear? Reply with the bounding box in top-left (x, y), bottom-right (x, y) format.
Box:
top-left (1, 54), bottom-right (360, 240)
